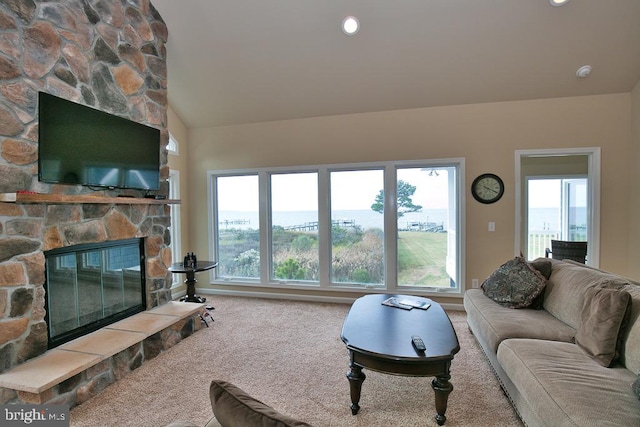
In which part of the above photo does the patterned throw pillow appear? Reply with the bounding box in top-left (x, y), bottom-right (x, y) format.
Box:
top-left (481, 257), bottom-right (547, 309)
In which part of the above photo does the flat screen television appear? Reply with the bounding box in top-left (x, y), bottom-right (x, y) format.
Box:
top-left (38, 92), bottom-right (161, 191)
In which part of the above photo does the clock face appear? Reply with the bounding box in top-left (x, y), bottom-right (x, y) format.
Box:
top-left (472, 174), bottom-right (504, 204)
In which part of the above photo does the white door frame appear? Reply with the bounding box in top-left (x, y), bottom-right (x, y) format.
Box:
top-left (168, 169), bottom-right (182, 287)
top-left (514, 148), bottom-right (601, 267)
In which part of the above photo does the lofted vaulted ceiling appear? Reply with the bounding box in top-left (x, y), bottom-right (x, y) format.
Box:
top-left (151, 0), bottom-right (640, 129)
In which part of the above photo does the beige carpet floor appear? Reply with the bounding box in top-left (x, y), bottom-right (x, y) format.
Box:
top-left (69, 296), bottom-right (522, 427)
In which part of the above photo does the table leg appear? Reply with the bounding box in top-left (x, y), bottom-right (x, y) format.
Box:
top-left (180, 271), bottom-right (207, 303)
top-left (431, 373), bottom-right (453, 426)
top-left (346, 359), bottom-right (366, 415)
top-left (184, 271), bottom-right (196, 299)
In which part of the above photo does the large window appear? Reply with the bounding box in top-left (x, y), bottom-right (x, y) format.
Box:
top-left (209, 160), bottom-right (464, 294)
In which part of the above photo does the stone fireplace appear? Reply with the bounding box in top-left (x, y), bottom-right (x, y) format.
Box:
top-left (0, 0), bottom-right (175, 379)
top-left (0, 199), bottom-right (176, 366)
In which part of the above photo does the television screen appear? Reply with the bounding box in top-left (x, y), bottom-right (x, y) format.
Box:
top-left (38, 92), bottom-right (161, 191)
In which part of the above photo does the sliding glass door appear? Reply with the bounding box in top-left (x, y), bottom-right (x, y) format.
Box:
top-left (516, 148), bottom-right (599, 266)
top-left (526, 177), bottom-right (587, 260)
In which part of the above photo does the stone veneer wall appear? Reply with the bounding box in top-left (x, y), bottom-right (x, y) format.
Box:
top-left (0, 0), bottom-right (173, 374)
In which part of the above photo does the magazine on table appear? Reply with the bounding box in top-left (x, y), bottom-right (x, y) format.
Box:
top-left (382, 297), bottom-right (431, 310)
top-left (382, 297), bottom-right (413, 310)
top-left (395, 297), bottom-right (431, 310)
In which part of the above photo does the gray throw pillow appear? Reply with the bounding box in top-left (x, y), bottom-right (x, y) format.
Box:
top-left (481, 257), bottom-right (547, 309)
top-left (575, 287), bottom-right (631, 367)
top-left (529, 258), bottom-right (552, 309)
top-left (209, 380), bottom-right (311, 427)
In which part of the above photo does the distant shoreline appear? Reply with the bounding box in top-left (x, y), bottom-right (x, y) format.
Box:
top-left (218, 207), bottom-right (587, 233)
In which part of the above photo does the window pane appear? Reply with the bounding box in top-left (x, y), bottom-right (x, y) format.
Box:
top-left (271, 173), bottom-right (319, 281)
top-left (216, 175), bottom-right (260, 279)
top-left (397, 167), bottom-right (453, 288)
top-left (330, 170), bottom-right (384, 286)
top-left (564, 179), bottom-right (588, 241)
top-left (527, 179), bottom-right (560, 260)
top-left (526, 177), bottom-right (588, 260)
top-left (168, 171), bottom-right (181, 286)
top-left (167, 134), bottom-right (177, 153)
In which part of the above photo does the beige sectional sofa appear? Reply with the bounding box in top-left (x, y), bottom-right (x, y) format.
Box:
top-left (464, 258), bottom-right (640, 427)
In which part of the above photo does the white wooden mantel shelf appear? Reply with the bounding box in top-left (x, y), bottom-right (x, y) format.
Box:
top-left (0, 193), bottom-right (180, 205)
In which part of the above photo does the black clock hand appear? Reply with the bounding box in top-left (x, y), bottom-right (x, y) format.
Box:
top-left (481, 184), bottom-right (498, 195)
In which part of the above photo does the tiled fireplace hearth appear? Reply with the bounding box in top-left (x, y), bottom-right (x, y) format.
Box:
top-left (0, 299), bottom-right (203, 408)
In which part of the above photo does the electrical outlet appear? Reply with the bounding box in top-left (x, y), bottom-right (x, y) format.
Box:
top-left (472, 279), bottom-right (479, 288)
top-left (488, 222), bottom-right (496, 232)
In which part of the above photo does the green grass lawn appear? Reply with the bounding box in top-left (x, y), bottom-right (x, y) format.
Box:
top-left (397, 231), bottom-right (450, 287)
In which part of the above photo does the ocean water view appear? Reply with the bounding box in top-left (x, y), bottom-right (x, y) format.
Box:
top-left (528, 207), bottom-right (587, 232)
top-left (219, 207), bottom-right (587, 234)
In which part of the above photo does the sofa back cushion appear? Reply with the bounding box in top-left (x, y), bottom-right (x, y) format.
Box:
top-left (544, 260), bottom-right (633, 329)
top-left (574, 287), bottom-right (631, 367)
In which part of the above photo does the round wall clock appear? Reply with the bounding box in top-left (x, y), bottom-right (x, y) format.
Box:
top-left (471, 173), bottom-right (504, 204)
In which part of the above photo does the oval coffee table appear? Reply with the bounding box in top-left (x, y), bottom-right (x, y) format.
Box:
top-left (341, 294), bottom-right (460, 425)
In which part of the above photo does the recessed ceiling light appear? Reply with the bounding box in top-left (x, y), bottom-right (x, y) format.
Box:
top-left (342, 16), bottom-right (359, 36)
top-left (550, 0), bottom-right (570, 6)
top-left (576, 65), bottom-right (592, 78)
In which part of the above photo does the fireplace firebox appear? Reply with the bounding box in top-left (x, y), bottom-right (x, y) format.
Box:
top-left (44, 238), bottom-right (147, 348)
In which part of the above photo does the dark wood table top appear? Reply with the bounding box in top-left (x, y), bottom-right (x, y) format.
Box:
top-left (341, 294), bottom-right (460, 362)
top-left (169, 261), bottom-right (218, 274)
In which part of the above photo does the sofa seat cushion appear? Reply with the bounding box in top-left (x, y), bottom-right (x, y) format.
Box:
top-left (497, 338), bottom-right (640, 427)
top-left (464, 289), bottom-right (575, 353)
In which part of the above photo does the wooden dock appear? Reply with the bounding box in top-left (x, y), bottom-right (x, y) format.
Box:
top-left (284, 219), bottom-right (356, 231)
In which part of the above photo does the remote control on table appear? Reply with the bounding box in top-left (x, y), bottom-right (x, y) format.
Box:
top-left (411, 335), bottom-right (426, 352)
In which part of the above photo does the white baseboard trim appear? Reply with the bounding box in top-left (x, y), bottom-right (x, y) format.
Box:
top-left (186, 288), bottom-right (465, 311)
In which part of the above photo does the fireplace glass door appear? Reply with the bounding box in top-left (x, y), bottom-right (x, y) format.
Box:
top-left (44, 238), bottom-right (146, 348)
